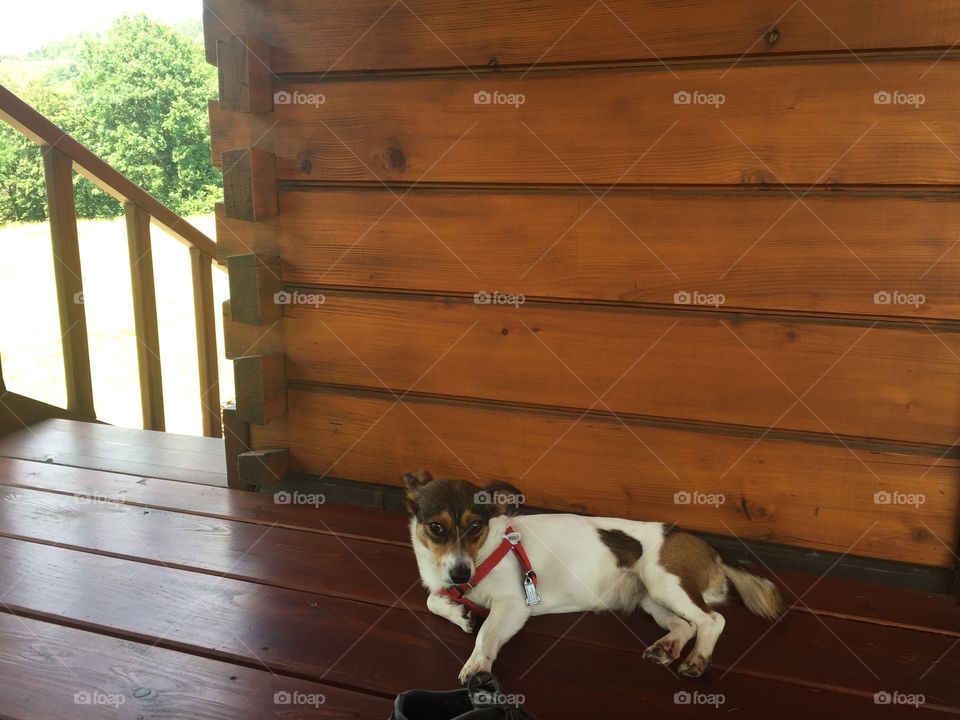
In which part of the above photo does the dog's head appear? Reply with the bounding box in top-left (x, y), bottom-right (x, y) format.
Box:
top-left (403, 469), bottom-right (524, 586)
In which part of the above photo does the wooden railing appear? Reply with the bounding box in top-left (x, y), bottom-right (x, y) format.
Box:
top-left (0, 84), bottom-right (224, 437)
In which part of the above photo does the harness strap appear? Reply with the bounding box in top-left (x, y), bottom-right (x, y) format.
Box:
top-left (439, 526), bottom-right (536, 617)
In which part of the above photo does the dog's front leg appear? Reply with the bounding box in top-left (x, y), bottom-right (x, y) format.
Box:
top-left (458, 599), bottom-right (530, 683)
top-left (427, 593), bottom-right (474, 634)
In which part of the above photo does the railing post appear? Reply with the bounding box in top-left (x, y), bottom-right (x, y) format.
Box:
top-left (125, 203), bottom-right (165, 431)
top-left (190, 246), bottom-right (222, 438)
top-left (42, 146), bottom-right (95, 418)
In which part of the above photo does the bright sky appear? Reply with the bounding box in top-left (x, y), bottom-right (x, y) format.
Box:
top-left (1, 0), bottom-right (202, 55)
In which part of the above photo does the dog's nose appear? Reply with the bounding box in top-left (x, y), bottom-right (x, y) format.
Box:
top-left (449, 564), bottom-right (472, 584)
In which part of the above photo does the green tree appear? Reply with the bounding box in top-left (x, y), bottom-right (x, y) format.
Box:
top-left (0, 80), bottom-right (77, 222)
top-left (0, 14), bottom-right (221, 223)
top-left (72, 14), bottom-right (221, 218)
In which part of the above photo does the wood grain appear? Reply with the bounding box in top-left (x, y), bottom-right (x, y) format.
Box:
top-left (0, 613), bottom-right (389, 719)
top-left (252, 388), bottom-right (959, 566)
top-left (209, 59), bottom-right (960, 185)
top-left (223, 299), bottom-right (284, 359)
top-left (43, 147), bottom-right (95, 418)
top-left (234, 353), bottom-right (287, 424)
top-left (125, 203), bottom-right (165, 431)
top-left (0, 419), bottom-right (227, 486)
top-left (284, 293), bottom-right (960, 446)
top-left (0, 456), bottom-right (410, 543)
top-left (218, 188), bottom-right (960, 320)
top-left (203, 0), bottom-right (960, 73)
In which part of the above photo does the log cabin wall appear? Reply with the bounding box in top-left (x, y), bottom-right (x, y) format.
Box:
top-left (204, 1), bottom-right (960, 572)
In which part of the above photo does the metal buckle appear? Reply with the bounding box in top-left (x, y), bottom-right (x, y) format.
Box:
top-left (504, 531), bottom-right (521, 545)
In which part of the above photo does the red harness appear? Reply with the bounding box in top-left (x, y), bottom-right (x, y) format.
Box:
top-left (439, 526), bottom-right (539, 617)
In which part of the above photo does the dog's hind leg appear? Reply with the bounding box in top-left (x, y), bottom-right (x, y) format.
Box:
top-left (647, 579), bottom-right (725, 678)
top-left (648, 531), bottom-right (731, 678)
top-left (640, 595), bottom-right (697, 666)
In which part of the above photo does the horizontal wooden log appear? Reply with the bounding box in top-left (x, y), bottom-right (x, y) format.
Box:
top-left (214, 201), bottom-right (279, 263)
top-left (222, 299), bottom-right (284, 359)
top-left (209, 59), bottom-right (960, 185)
top-left (216, 34), bottom-right (273, 113)
top-left (203, 0), bottom-right (960, 73)
top-left (215, 188), bottom-right (960, 320)
top-left (284, 294), bottom-right (960, 447)
top-left (251, 387), bottom-right (959, 567)
top-left (227, 254), bottom-right (282, 326)
top-left (238, 448), bottom-right (290, 486)
top-left (234, 354), bottom-right (287, 424)
top-left (221, 147), bottom-right (277, 221)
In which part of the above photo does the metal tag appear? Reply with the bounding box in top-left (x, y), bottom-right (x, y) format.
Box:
top-left (522, 572), bottom-right (541, 606)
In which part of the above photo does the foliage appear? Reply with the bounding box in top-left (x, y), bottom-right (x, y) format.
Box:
top-left (0, 14), bottom-right (220, 223)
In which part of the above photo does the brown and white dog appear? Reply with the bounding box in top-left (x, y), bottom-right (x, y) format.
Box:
top-left (404, 470), bottom-right (786, 683)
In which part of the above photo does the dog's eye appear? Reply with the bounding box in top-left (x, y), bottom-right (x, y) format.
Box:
top-left (428, 522), bottom-right (446, 537)
top-left (468, 520), bottom-right (483, 534)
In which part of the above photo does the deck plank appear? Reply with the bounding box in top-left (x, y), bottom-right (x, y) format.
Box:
top-left (0, 484), bottom-right (957, 711)
top-left (0, 612), bottom-right (389, 719)
top-left (0, 419), bottom-right (227, 486)
top-left (0, 456), bottom-right (408, 543)
top-left (0, 538), bottom-right (938, 719)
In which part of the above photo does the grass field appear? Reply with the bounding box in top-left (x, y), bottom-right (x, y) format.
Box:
top-left (0, 213), bottom-right (235, 436)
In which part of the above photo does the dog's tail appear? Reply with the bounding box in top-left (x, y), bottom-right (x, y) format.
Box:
top-left (721, 564), bottom-right (786, 621)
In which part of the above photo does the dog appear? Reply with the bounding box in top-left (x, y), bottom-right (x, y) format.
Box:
top-left (404, 470), bottom-right (786, 683)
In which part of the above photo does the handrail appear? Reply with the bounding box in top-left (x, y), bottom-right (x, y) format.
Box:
top-left (0, 83), bottom-right (223, 437)
top-left (0, 84), bottom-right (219, 262)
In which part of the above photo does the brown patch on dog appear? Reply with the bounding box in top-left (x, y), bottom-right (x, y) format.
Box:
top-left (598, 528), bottom-right (643, 568)
top-left (659, 530), bottom-right (724, 612)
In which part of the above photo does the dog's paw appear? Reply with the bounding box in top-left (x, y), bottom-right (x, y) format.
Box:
top-left (677, 653), bottom-right (709, 678)
top-left (458, 654), bottom-right (492, 684)
top-left (455, 611), bottom-right (474, 634)
top-left (642, 639), bottom-right (678, 665)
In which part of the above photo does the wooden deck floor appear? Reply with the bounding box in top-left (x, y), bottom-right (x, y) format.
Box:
top-left (0, 428), bottom-right (957, 718)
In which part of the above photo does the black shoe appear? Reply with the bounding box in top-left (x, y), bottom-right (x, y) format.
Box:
top-left (390, 672), bottom-right (536, 719)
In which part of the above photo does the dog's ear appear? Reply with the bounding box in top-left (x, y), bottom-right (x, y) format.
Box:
top-left (480, 480), bottom-right (525, 516)
top-left (402, 470), bottom-right (433, 514)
